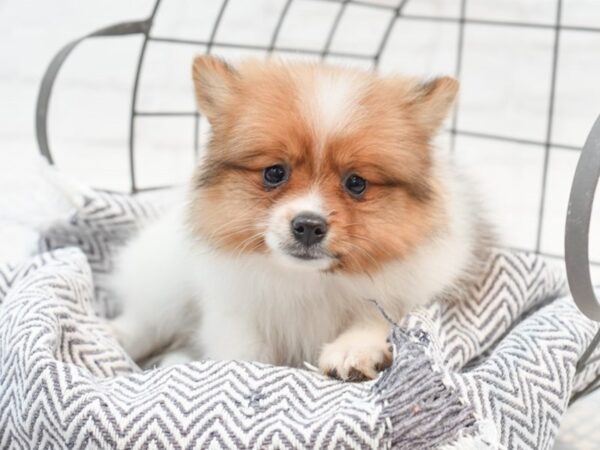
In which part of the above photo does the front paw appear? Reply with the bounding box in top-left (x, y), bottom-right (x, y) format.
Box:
top-left (318, 337), bottom-right (393, 381)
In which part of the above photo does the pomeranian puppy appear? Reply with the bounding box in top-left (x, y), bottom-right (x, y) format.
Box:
top-left (110, 56), bottom-right (490, 380)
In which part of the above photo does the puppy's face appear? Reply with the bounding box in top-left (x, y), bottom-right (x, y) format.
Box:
top-left (189, 57), bottom-right (458, 274)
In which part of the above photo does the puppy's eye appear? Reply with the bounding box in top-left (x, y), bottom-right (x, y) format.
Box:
top-left (263, 164), bottom-right (288, 187)
top-left (344, 174), bottom-right (368, 197)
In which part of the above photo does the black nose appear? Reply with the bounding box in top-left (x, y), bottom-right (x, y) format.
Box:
top-left (291, 213), bottom-right (328, 247)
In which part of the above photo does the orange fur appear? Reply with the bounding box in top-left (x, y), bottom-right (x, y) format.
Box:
top-left (189, 57), bottom-right (458, 275)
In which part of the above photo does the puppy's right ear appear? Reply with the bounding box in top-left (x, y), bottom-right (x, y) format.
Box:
top-left (192, 55), bottom-right (237, 122)
top-left (407, 76), bottom-right (459, 135)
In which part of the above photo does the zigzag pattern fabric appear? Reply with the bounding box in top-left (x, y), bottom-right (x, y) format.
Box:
top-left (0, 190), bottom-right (598, 449)
top-left (40, 191), bottom-right (163, 318)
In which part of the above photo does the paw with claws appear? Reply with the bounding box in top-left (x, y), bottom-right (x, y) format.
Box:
top-left (319, 326), bottom-right (393, 381)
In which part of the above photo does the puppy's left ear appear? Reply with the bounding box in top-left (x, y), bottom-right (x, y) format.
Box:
top-left (192, 55), bottom-right (237, 123)
top-left (410, 77), bottom-right (459, 134)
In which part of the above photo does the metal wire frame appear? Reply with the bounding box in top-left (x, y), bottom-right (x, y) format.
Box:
top-left (35, 0), bottom-right (600, 393)
top-left (566, 114), bottom-right (600, 398)
top-left (35, 0), bottom-right (600, 260)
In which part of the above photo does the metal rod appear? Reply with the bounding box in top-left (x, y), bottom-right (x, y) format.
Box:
top-left (535, 0), bottom-right (562, 252)
top-left (268, 0), bottom-right (294, 53)
top-left (129, 37), bottom-right (151, 194)
top-left (207, 0), bottom-right (229, 53)
top-left (399, 13), bottom-right (600, 33)
top-left (579, 352), bottom-right (600, 371)
top-left (191, 0), bottom-right (230, 161)
top-left (314, 0), bottom-right (396, 12)
top-left (565, 114), bottom-right (600, 320)
top-left (505, 245), bottom-right (600, 266)
top-left (148, 36), bottom-right (374, 59)
top-left (320, 0), bottom-right (349, 60)
top-left (128, 0), bottom-right (162, 194)
top-left (570, 376), bottom-right (600, 405)
top-left (135, 111), bottom-right (197, 117)
top-left (314, 0), bottom-right (600, 33)
top-left (449, 0), bottom-right (467, 154)
top-left (372, 0), bottom-right (410, 69)
top-left (35, 20), bottom-right (155, 165)
top-left (453, 129), bottom-right (581, 151)
top-left (578, 328), bottom-right (600, 372)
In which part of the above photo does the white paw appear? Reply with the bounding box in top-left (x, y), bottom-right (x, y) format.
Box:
top-left (318, 336), bottom-right (393, 381)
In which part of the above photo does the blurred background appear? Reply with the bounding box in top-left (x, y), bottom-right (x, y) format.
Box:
top-left (4, 0), bottom-right (600, 268)
top-left (1, 0), bottom-right (600, 447)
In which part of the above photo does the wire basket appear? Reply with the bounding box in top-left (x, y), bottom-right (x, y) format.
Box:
top-left (35, 0), bottom-right (600, 401)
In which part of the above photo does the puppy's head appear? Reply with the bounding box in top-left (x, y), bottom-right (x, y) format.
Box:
top-left (189, 56), bottom-right (457, 274)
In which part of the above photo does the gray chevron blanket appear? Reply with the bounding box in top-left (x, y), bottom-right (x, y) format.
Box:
top-left (1, 190), bottom-right (600, 449)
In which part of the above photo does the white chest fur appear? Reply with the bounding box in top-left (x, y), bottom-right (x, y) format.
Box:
top-left (190, 250), bottom-right (379, 366)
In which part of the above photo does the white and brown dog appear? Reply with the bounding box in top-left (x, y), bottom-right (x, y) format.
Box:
top-left (110, 57), bottom-right (490, 380)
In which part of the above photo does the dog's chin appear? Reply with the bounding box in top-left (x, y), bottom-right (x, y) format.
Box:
top-left (269, 247), bottom-right (335, 271)
top-left (276, 252), bottom-right (334, 271)
top-left (264, 233), bottom-right (335, 271)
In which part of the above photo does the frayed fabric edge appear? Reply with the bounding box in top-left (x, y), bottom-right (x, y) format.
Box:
top-left (437, 420), bottom-right (502, 450)
top-left (376, 328), bottom-right (482, 449)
